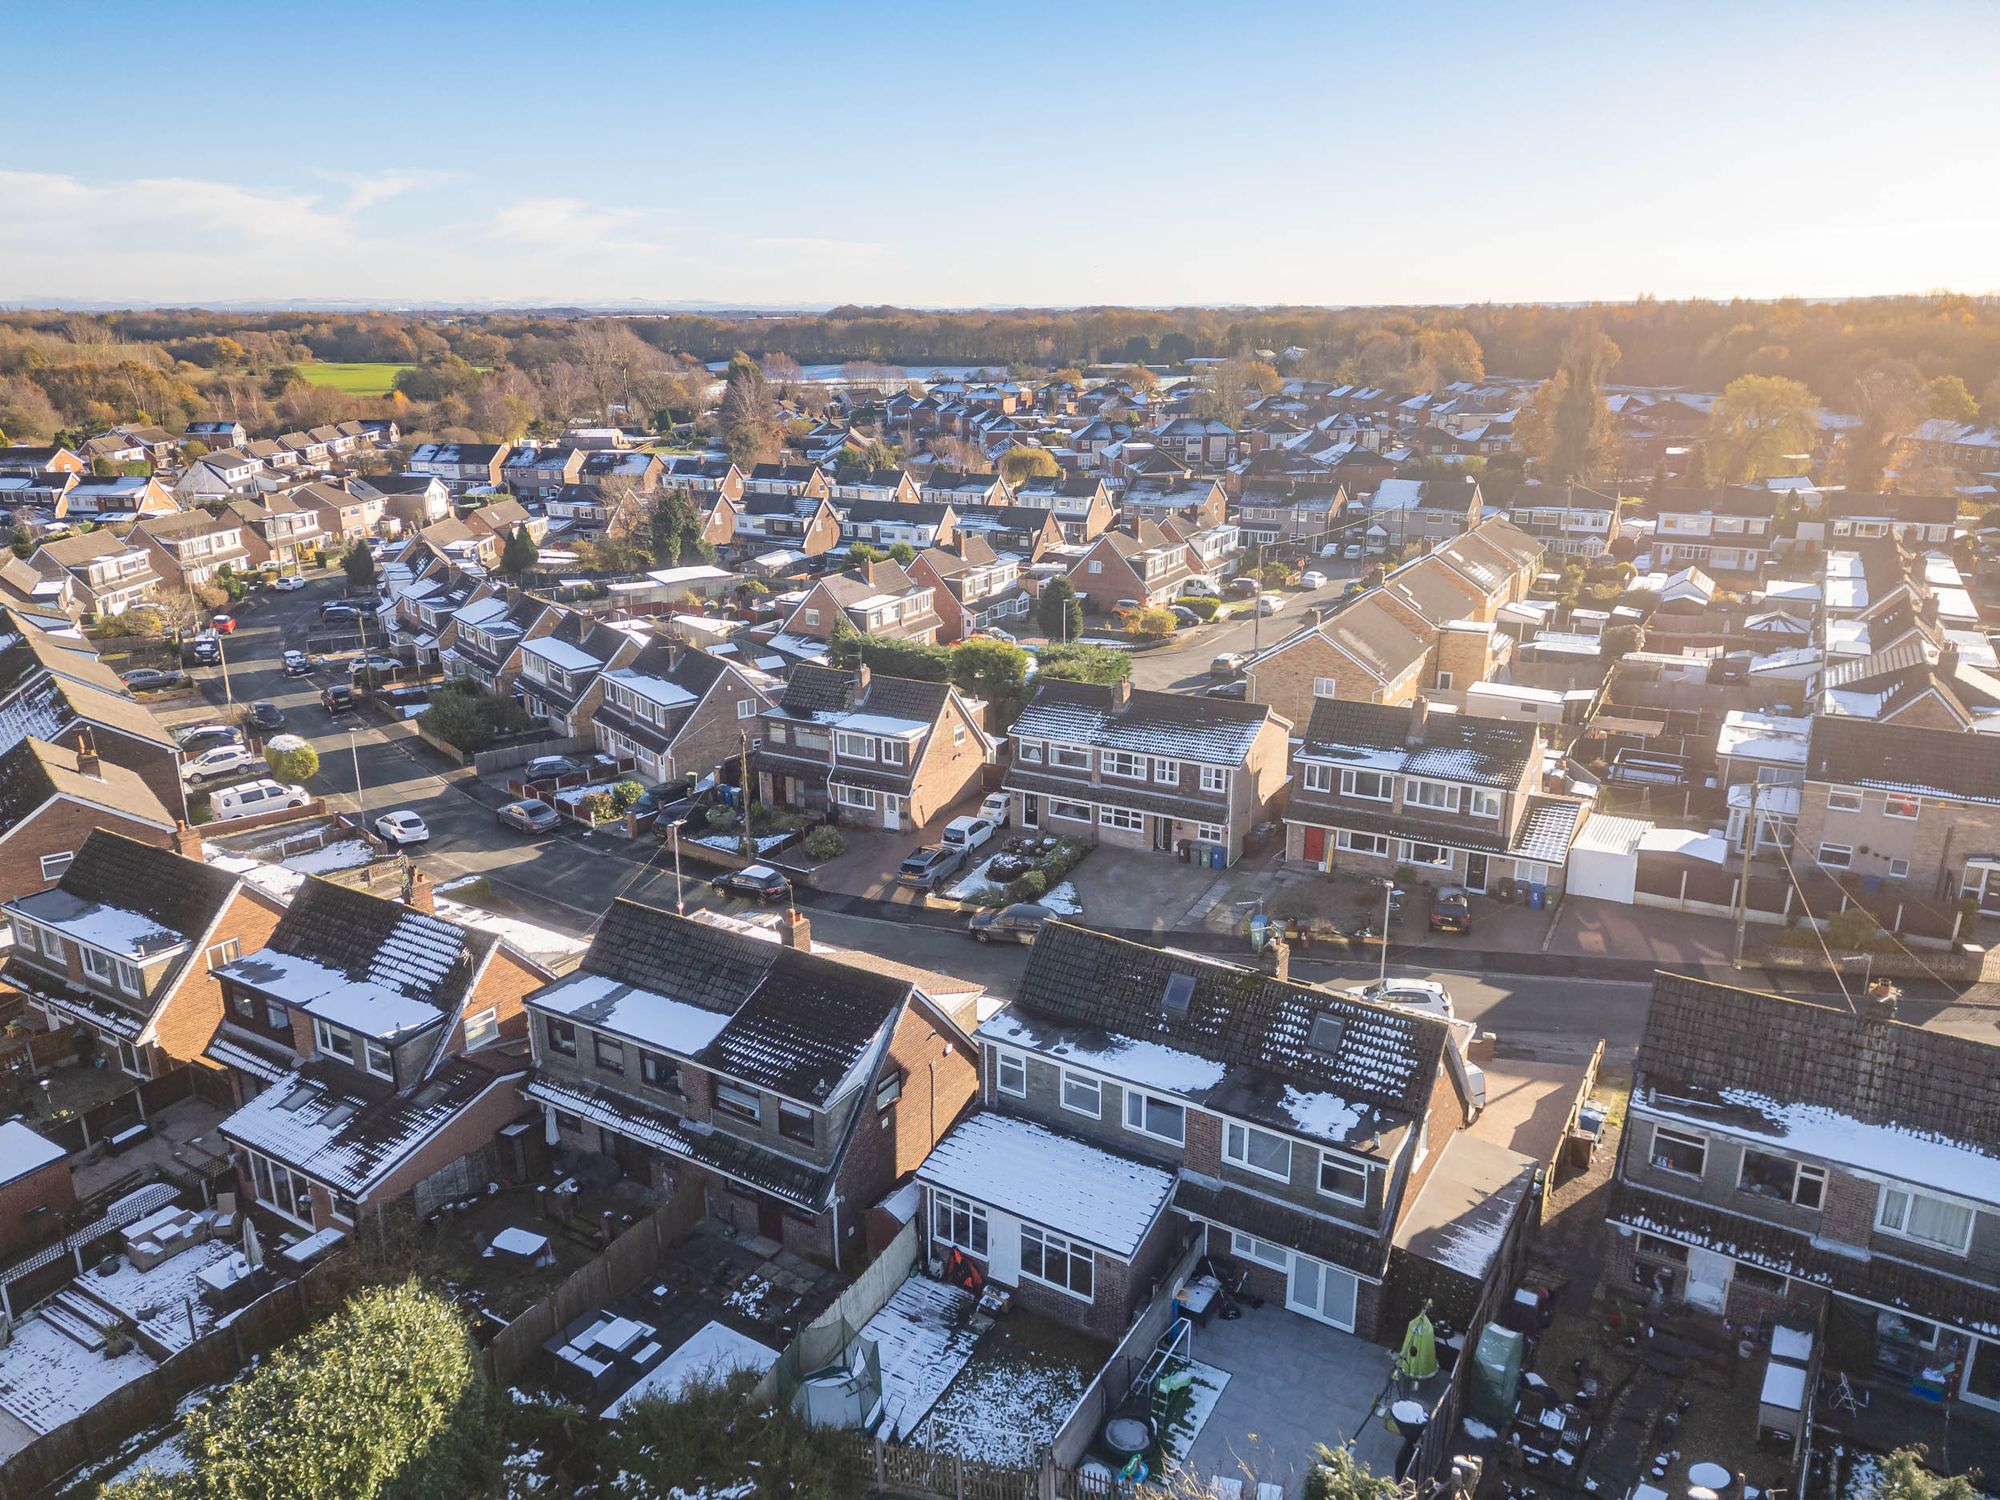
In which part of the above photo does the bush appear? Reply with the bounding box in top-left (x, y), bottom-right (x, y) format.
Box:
top-left (610, 779), bottom-right (645, 812)
top-left (596, 1373), bottom-right (864, 1500)
top-left (417, 684), bottom-right (529, 754)
top-left (1005, 869), bottom-right (1049, 904)
top-left (1173, 594), bottom-right (1219, 621)
top-left (703, 805), bottom-right (741, 833)
top-left (1826, 905), bottom-right (1889, 952)
top-left (1035, 642), bottom-right (1131, 685)
top-left (803, 825), bottom-right (846, 860)
top-left (578, 790), bottom-right (617, 823)
top-left (1121, 606), bottom-right (1178, 641)
top-left (264, 739), bottom-right (320, 784)
top-left (1304, 1442), bottom-right (1411, 1500)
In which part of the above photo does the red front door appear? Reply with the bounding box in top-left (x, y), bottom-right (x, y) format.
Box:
top-left (1302, 827), bottom-right (1327, 864)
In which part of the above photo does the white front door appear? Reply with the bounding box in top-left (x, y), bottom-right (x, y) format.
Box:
top-left (1684, 1248), bottom-right (1732, 1313)
top-left (882, 795), bottom-right (902, 832)
top-left (1286, 1252), bottom-right (1359, 1331)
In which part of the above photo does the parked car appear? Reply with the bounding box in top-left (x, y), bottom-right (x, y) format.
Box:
top-left (211, 779), bottom-right (309, 822)
top-left (1204, 679), bottom-right (1249, 700)
top-left (181, 744), bottom-right (262, 786)
top-left (711, 864), bottom-right (791, 903)
top-left (497, 798), bottom-right (561, 834)
top-left (271, 574), bottom-right (306, 592)
top-left (281, 649), bottom-right (311, 677)
top-left (319, 600), bottom-right (360, 619)
top-left (1345, 977), bottom-right (1455, 1020)
top-left (249, 701), bottom-right (285, 730)
top-left (1181, 575), bottom-right (1221, 598)
top-left (1343, 542), bottom-right (1364, 561)
top-left (978, 791), bottom-right (1010, 827)
top-left (896, 843), bottom-right (967, 890)
top-left (1429, 885), bottom-right (1472, 934)
top-left (374, 810), bottom-right (430, 847)
top-left (210, 613), bottom-right (237, 634)
top-left (1210, 652), bottom-right (1245, 679)
top-left (941, 815), bottom-right (998, 855)
top-left (188, 634), bottom-right (221, 665)
top-left (1168, 605), bottom-right (1203, 629)
top-left (1299, 570), bottom-right (1328, 590)
top-left (350, 653), bottom-right (401, 678)
top-left (120, 667), bottom-right (186, 691)
top-left (968, 903), bottom-right (1057, 945)
top-left (320, 683), bottom-right (354, 714)
top-left (1256, 593), bottom-right (1285, 617)
top-left (1225, 577), bottom-right (1260, 599)
top-left (175, 721), bottom-right (241, 752)
top-left (1320, 542), bottom-right (1344, 559)
top-left (524, 755), bottom-right (581, 783)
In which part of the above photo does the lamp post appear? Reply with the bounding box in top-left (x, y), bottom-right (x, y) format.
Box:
top-left (1378, 878), bottom-right (1401, 985)
top-left (349, 727), bottom-right (365, 820)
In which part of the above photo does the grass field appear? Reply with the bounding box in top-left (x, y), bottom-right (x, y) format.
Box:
top-left (296, 362), bottom-right (414, 396)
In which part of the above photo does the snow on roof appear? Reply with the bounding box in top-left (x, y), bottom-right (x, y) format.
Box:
top-left (1279, 1085), bottom-right (1367, 1144)
top-left (1571, 813), bottom-right (1651, 857)
top-left (1637, 827), bottom-right (1729, 865)
top-left (0, 1119), bottom-right (65, 1185)
top-left (521, 635), bottom-right (606, 672)
top-left (1716, 710), bottom-right (1810, 764)
top-left (528, 970), bottom-right (731, 1058)
top-left (602, 667), bottom-right (696, 709)
top-left (221, 948), bottom-right (444, 1038)
top-left (915, 1112), bottom-right (1174, 1259)
top-left (978, 1009), bottom-right (1227, 1094)
top-left (645, 565), bottom-right (734, 587)
top-left (9, 888), bottom-right (187, 960)
top-left (603, 1320), bottom-right (777, 1418)
top-left (766, 632), bottom-right (831, 663)
top-left (1647, 1087), bottom-right (2000, 1205)
top-left (833, 712), bottom-right (928, 737)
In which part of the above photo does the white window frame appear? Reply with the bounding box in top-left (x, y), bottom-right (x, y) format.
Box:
top-left (1826, 786), bottom-right (1863, 814)
top-left (312, 1017), bottom-right (355, 1063)
top-left (1318, 1151), bottom-right (1369, 1205)
top-left (463, 1007), bottom-right (499, 1051)
top-left (1124, 1088), bottom-right (1186, 1144)
top-left (38, 853), bottom-right (72, 882)
top-left (1402, 839), bottom-right (1452, 868)
top-left (716, 1080), bottom-right (763, 1121)
top-left (1876, 1186), bottom-right (1975, 1255)
top-left (362, 1038), bottom-right (394, 1080)
top-left (1016, 739), bottom-right (1042, 763)
top-left (1049, 743), bottom-right (1091, 771)
top-left (1224, 1120), bottom-right (1293, 1182)
top-left (1883, 792), bottom-right (1920, 820)
top-left (1231, 1231), bottom-right (1289, 1269)
top-left (1312, 677), bottom-right (1341, 699)
top-left (1103, 749), bottom-right (1147, 780)
top-left (1199, 764), bottom-right (1227, 794)
top-left (803, 608), bottom-right (820, 627)
top-left (879, 738), bottom-right (908, 766)
top-left (932, 1189), bottom-right (989, 1256)
top-left (1467, 788), bottom-right (1503, 819)
top-left (1302, 763), bottom-right (1334, 794)
top-left (835, 731), bottom-right (876, 760)
top-left (1735, 1148), bottom-right (1827, 1209)
top-left (996, 1049), bottom-right (1027, 1097)
top-left (1154, 758), bottom-right (1181, 784)
top-left (1337, 829), bottom-right (1391, 855)
top-left (1099, 806), bottom-right (1143, 831)
top-left (1405, 778), bottom-right (1461, 813)
top-left (1020, 1224), bottom-right (1093, 1300)
top-left (1817, 843), bottom-right (1853, 870)
top-left (836, 784), bottom-right (879, 811)
top-left (1650, 1125), bottom-right (1708, 1178)
top-left (1194, 822), bottom-right (1224, 843)
top-left (1060, 1070), bottom-right (1102, 1118)
top-left (81, 946), bottom-right (117, 985)
top-left (1341, 769), bottom-right (1393, 801)
top-left (736, 698), bottom-right (758, 719)
top-left (1049, 799), bottom-right (1092, 823)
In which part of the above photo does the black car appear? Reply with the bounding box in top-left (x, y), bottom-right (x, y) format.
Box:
top-left (175, 725), bottom-right (242, 756)
top-left (1204, 679), bottom-right (1248, 700)
top-left (1168, 605), bottom-right (1203, 629)
top-left (1225, 577), bottom-right (1260, 598)
top-left (281, 649), bottom-right (311, 677)
top-left (711, 865), bottom-right (792, 903)
top-left (968, 903), bottom-right (1056, 944)
top-left (249, 701), bottom-right (285, 730)
top-left (1429, 885), bottom-right (1472, 934)
top-left (188, 637), bottom-right (221, 665)
top-left (320, 683), bottom-right (355, 714)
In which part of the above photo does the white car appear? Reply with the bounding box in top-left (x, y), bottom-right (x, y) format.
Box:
top-left (1181, 575), bottom-right (1222, 598)
top-left (979, 791), bottom-right (1010, 827)
top-left (1299, 570), bottom-right (1328, 591)
top-left (374, 810), bottom-right (430, 846)
top-left (942, 814), bottom-right (998, 854)
top-left (271, 575), bottom-right (306, 592)
top-left (1345, 978), bottom-right (1455, 1021)
top-left (211, 779), bottom-right (309, 821)
top-left (1343, 543), bottom-right (1365, 560)
top-left (1256, 593), bottom-right (1286, 617)
top-left (181, 744), bottom-right (262, 786)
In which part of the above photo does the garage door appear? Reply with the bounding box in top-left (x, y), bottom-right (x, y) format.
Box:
top-left (1565, 847), bottom-right (1637, 905)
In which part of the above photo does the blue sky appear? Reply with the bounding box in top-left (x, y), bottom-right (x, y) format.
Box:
top-left (5, 0), bottom-right (1997, 307)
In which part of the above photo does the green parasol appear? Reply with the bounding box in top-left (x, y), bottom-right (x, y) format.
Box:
top-left (1397, 1308), bottom-right (1439, 1381)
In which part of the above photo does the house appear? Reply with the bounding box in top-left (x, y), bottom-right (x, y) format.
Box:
top-left (225, 492), bottom-right (326, 571)
top-left (172, 448), bottom-right (263, 502)
top-left (350, 473), bottom-right (451, 534)
top-left (523, 899), bottom-right (980, 1268)
top-left (1003, 678), bottom-right (1290, 866)
top-left (438, 588), bottom-right (549, 693)
top-left (1153, 416), bottom-right (1239, 468)
top-left (1797, 716), bottom-right (2000, 917)
top-left (277, 430), bottom-right (330, 467)
top-left (917, 469), bottom-right (1010, 509)
top-left (592, 639), bottom-right (774, 788)
top-left (1009, 472), bottom-right (1115, 542)
top-left (949, 503), bottom-right (1065, 564)
top-left (581, 450), bottom-right (666, 492)
top-left (1365, 476), bottom-right (1482, 548)
top-left (418, 514), bottom-right (501, 571)
top-left (1822, 492), bottom-right (1957, 550)
top-left (501, 445), bottom-right (587, 501)
top-left (293, 480), bottom-right (384, 543)
top-left (1655, 487), bottom-right (1782, 577)
top-left (212, 874), bottom-right (550, 1231)
top-left (773, 561), bottom-right (943, 652)
top-left (745, 463), bottom-right (831, 500)
top-left (0, 609), bottom-right (181, 808)
top-left (0, 445), bottom-right (87, 477)
top-left (1119, 477), bottom-right (1227, 532)
top-left (1067, 523), bottom-right (1196, 612)
top-left (131, 509), bottom-right (254, 592)
top-left (30, 531), bottom-right (159, 618)
top-left (4, 830), bottom-right (285, 1087)
top-left (183, 420), bottom-right (247, 449)
top-left (1234, 479), bottom-right (1344, 550)
top-left (906, 536), bottom-right (1031, 642)
top-left (518, 611), bottom-right (643, 736)
top-left (837, 499), bottom-right (958, 552)
top-left (58, 476), bottom-right (178, 525)
top-left (465, 496), bottom-right (547, 546)
top-left (243, 438), bottom-right (292, 470)
top-left (1284, 697), bottom-right (1586, 897)
top-left (758, 664), bottom-right (993, 830)
top-left (406, 441), bottom-right (512, 493)
top-left (1609, 971), bottom-right (2000, 1410)
top-left (1244, 595), bottom-right (1436, 726)
top-left (829, 467), bottom-right (920, 505)
top-left (661, 457), bottom-right (746, 505)
top-left (926, 922), bottom-right (1515, 1343)
top-left (0, 736), bottom-right (181, 905)
top-left (1817, 642), bottom-right (2000, 732)
top-left (1506, 481), bottom-right (1623, 558)
top-left (0, 553), bottom-right (75, 617)
top-left (732, 492), bottom-right (844, 560)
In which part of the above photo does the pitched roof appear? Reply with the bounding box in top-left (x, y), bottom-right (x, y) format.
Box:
top-left (1804, 715), bottom-right (2000, 805)
top-left (0, 737), bottom-right (172, 834)
top-left (1012, 679), bottom-right (1273, 765)
top-left (6, 831), bottom-right (237, 983)
top-left (1297, 698), bottom-right (1537, 788)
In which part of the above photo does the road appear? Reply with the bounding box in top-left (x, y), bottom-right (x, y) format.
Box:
top-left (1127, 565), bottom-right (1368, 692)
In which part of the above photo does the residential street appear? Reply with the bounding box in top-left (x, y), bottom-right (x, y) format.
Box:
top-left (1125, 564), bottom-right (1368, 692)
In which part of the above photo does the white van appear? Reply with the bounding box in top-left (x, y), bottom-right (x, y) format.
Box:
top-left (211, 779), bottom-right (309, 822)
top-left (1181, 575), bottom-right (1222, 598)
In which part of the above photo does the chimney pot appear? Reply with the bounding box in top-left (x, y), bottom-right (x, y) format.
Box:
top-left (853, 662), bottom-right (871, 697)
top-left (72, 729), bottom-right (101, 780)
top-left (1407, 696), bottom-right (1431, 744)
top-left (1110, 675), bottom-right (1133, 711)
top-left (1264, 936), bottom-right (1290, 984)
top-left (404, 868), bottom-right (435, 915)
top-left (172, 819), bottom-right (204, 861)
top-left (779, 907), bottom-right (812, 950)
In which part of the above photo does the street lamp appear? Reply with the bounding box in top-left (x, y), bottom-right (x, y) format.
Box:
top-left (348, 727), bottom-right (365, 820)
top-left (1378, 879), bottom-right (1403, 985)
top-left (670, 820), bottom-right (685, 914)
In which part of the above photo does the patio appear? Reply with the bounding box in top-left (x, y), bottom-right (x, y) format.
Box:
top-left (1177, 1302), bottom-right (1406, 1499)
top-left (70, 1095), bottom-right (231, 1199)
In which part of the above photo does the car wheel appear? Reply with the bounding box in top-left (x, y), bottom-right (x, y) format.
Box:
top-left (974, 930), bottom-right (990, 943)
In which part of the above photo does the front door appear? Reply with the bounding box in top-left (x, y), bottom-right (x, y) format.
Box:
top-left (1153, 816), bottom-right (1175, 853)
top-left (1684, 1248), bottom-right (1732, 1313)
top-left (1022, 794), bottom-right (1040, 830)
top-left (1285, 1253), bottom-right (1359, 1331)
top-left (1464, 853), bottom-right (1489, 894)
top-left (1302, 827), bottom-right (1328, 866)
top-left (757, 1197), bottom-right (785, 1242)
top-left (882, 795), bottom-right (902, 832)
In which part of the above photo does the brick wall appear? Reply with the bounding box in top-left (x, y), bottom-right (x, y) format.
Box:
top-left (359, 1066), bottom-right (533, 1225)
top-left (1794, 781), bottom-right (2000, 906)
top-left (152, 888), bottom-right (286, 1067)
top-left (0, 799), bottom-right (174, 908)
top-left (0, 1157), bottom-right (76, 1256)
top-left (906, 696), bottom-right (988, 825)
top-left (1435, 628), bottom-right (1497, 691)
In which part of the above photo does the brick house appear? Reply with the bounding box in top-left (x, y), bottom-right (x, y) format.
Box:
top-left (592, 639), bottom-right (775, 788)
top-left (1244, 595), bottom-right (1432, 728)
top-left (758, 664), bottom-right (993, 830)
top-left (523, 900), bottom-right (980, 1269)
top-left (225, 491), bottom-right (326, 571)
top-left (465, 496), bottom-right (547, 546)
top-left (1365, 477), bottom-right (1482, 548)
top-left (917, 470), bottom-right (1010, 509)
top-left (1821, 492), bottom-right (1956, 550)
top-left (502, 445), bottom-right (588, 500)
top-left (947, 504), bottom-right (1065, 565)
top-left (1506, 481), bottom-right (1622, 559)
top-left (406, 441), bottom-right (513, 492)
top-left (837, 499), bottom-right (958, 552)
top-left (518, 610), bottom-right (643, 736)
top-left (745, 463), bottom-right (832, 501)
top-left (0, 611), bottom-right (182, 810)
top-left (1009, 473), bottom-right (1114, 542)
top-left (30, 530), bottom-right (159, 618)
top-left (1655, 487), bottom-right (1781, 578)
top-left (1796, 716), bottom-right (2000, 918)
top-left (661, 457), bottom-right (746, 506)
top-left (1003, 678), bottom-right (1290, 867)
top-left (131, 509), bottom-right (254, 593)
top-left (773, 561), bottom-right (944, 652)
top-left (829, 467), bottom-right (920, 505)
top-left (906, 535), bottom-right (1032, 643)
top-left (293, 479), bottom-right (384, 543)
top-left (3, 830), bottom-right (285, 1087)
top-left (1284, 697), bottom-right (1587, 897)
top-left (212, 873), bottom-right (550, 1231)
top-left (919, 923), bottom-right (1525, 1343)
top-left (1152, 416), bottom-right (1239, 468)
top-left (439, 588), bottom-right (554, 693)
top-left (1067, 523), bottom-right (1196, 612)
top-left (1233, 478), bottom-right (1344, 550)
top-left (733, 492), bottom-right (843, 561)
top-left (1119, 477), bottom-right (1227, 532)
top-left (0, 737), bottom-right (178, 906)
top-left (1609, 973), bottom-right (2000, 1412)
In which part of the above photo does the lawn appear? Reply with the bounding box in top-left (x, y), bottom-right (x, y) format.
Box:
top-left (296, 361), bottom-right (414, 396)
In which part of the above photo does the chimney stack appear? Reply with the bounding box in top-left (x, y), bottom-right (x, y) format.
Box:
top-left (172, 819), bottom-right (205, 861)
top-left (1921, 595), bottom-right (1940, 626)
top-left (853, 662), bottom-right (871, 698)
top-left (1863, 980), bottom-right (1900, 1024)
top-left (1407, 696), bottom-right (1431, 745)
top-left (71, 728), bottom-right (101, 781)
top-left (1110, 675), bottom-right (1133, 711)
top-left (404, 867), bottom-right (436, 915)
top-left (1264, 936), bottom-right (1291, 984)
top-left (778, 907), bottom-right (812, 950)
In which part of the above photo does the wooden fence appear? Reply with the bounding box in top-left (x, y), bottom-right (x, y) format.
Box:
top-left (0, 1256), bottom-right (348, 1500)
top-left (481, 1183), bottom-right (705, 1385)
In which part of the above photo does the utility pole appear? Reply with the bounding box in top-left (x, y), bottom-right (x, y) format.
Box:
top-left (216, 623), bottom-right (234, 706)
top-left (671, 822), bottom-right (685, 914)
top-left (738, 730), bottom-right (753, 860)
top-left (349, 727), bottom-right (365, 820)
top-left (1731, 777), bottom-right (1760, 969)
top-left (1378, 878), bottom-right (1398, 984)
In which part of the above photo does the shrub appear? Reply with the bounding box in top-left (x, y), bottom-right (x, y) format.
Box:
top-left (1122, 606), bottom-right (1178, 641)
top-left (1173, 594), bottom-right (1219, 621)
top-left (1304, 1442), bottom-right (1411, 1500)
top-left (1005, 869), bottom-right (1048, 904)
top-left (703, 805), bottom-right (741, 833)
top-left (1826, 905), bottom-right (1888, 952)
top-left (803, 825), bottom-right (845, 860)
top-left (578, 790), bottom-right (617, 823)
top-left (264, 739), bottom-right (320, 785)
top-left (610, 779), bottom-right (645, 812)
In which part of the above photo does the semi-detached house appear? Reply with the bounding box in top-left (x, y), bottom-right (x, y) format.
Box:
top-left (919, 924), bottom-right (1531, 1342)
top-left (518, 613), bottom-right (642, 737)
top-left (1003, 678), bottom-right (1290, 868)
top-left (523, 900), bottom-right (980, 1269)
top-left (592, 639), bottom-right (773, 789)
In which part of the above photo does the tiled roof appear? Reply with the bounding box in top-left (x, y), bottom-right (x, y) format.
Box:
top-left (1011, 680), bottom-right (1271, 766)
top-left (1297, 698), bottom-right (1536, 788)
top-left (26, 830), bottom-right (238, 963)
top-left (1805, 715), bottom-right (2000, 805)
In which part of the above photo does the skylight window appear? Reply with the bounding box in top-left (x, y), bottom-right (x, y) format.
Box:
top-left (320, 1103), bottom-right (358, 1129)
top-left (1162, 974), bottom-right (1195, 1015)
top-left (279, 1086), bottom-right (314, 1112)
top-left (1309, 1014), bottom-right (1347, 1054)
